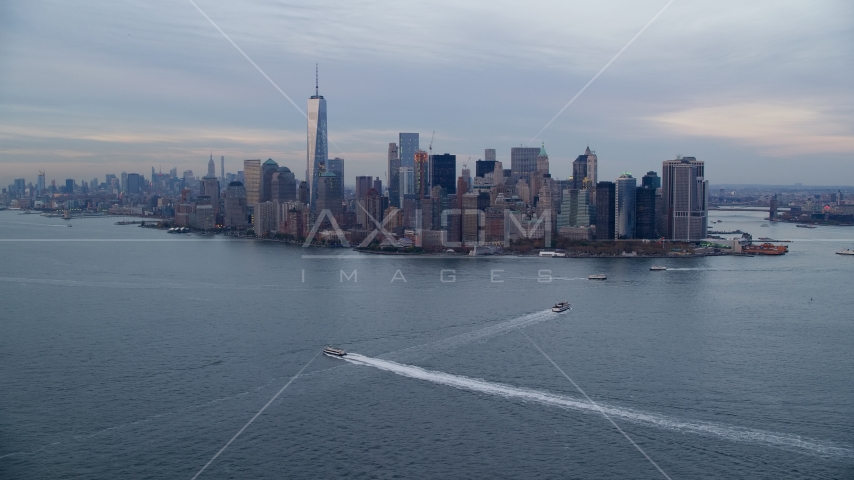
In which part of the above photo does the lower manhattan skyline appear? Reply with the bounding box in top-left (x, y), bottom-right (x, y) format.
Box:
top-left (2, 2), bottom-right (854, 479)
top-left (1, 0), bottom-right (853, 187)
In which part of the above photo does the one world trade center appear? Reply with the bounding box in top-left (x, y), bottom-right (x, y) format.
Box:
top-left (306, 66), bottom-right (327, 210)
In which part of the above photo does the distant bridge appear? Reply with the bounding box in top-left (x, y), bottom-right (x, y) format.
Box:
top-left (711, 207), bottom-right (791, 212)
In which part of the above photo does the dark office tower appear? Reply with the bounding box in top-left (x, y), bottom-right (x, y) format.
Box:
top-left (431, 153), bottom-right (456, 194)
top-left (398, 133), bottom-right (419, 168)
top-left (571, 155), bottom-right (587, 190)
top-left (615, 174), bottom-right (636, 239)
top-left (510, 147), bottom-right (539, 181)
top-left (642, 171), bottom-right (661, 190)
top-left (388, 143), bottom-right (401, 208)
top-left (475, 160), bottom-right (497, 178)
top-left (373, 177), bottom-right (382, 195)
top-left (65, 179), bottom-right (74, 194)
top-left (662, 156), bottom-right (708, 240)
top-left (220, 156), bottom-right (225, 181)
top-left (298, 181), bottom-right (308, 204)
top-left (201, 175), bottom-right (220, 212)
top-left (635, 185), bottom-right (657, 239)
top-left (595, 181), bottom-right (616, 240)
top-left (316, 171), bottom-right (342, 215)
top-left (224, 181), bottom-right (249, 227)
top-left (271, 167), bottom-right (297, 202)
top-left (326, 157), bottom-right (345, 199)
top-left (484, 149), bottom-right (496, 162)
top-left (126, 174), bottom-right (141, 195)
top-left (355, 176), bottom-right (373, 200)
top-left (260, 159), bottom-right (279, 202)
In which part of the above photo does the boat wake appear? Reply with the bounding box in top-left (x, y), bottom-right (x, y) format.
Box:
top-left (343, 353), bottom-right (854, 460)
top-left (386, 310), bottom-right (556, 361)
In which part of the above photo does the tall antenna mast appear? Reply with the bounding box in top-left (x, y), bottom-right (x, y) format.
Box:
top-left (315, 63), bottom-right (319, 97)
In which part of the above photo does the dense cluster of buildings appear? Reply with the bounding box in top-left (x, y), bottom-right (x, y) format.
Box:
top-left (1, 85), bottom-right (714, 246)
top-left (16, 75), bottom-right (819, 246)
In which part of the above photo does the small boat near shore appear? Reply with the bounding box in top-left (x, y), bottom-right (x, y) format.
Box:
top-left (323, 346), bottom-right (346, 357)
top-left (796, 224), bottom-right (817, 229)
top-left (650, 265), bottom-right (666, 271)
top-left (588, 274), bottom-right (607, 280)
top-left (552, 301), bottom-right (571, 313)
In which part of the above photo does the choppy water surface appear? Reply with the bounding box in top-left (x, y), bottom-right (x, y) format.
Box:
top-left (1, 210), bottom-right (852, 478)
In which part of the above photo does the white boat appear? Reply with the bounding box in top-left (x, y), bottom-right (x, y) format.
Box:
top-left (323, 346), bottom-right (346, 357)
top-left (552, 301), bottom-right (571, 313)
top-left (588, 274), bottom-right (607, 280)
top-left (836, 249), bottom-right (854, 256)
top-left (650, 265), bottom-right (667, 271)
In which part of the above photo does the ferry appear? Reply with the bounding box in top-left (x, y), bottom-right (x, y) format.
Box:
top-left (836, 249), bottom-right (854, 256)
top-left (588, 274), bottom-right (607, 280)
top-left (742, 243), bottom-right (788, 255)
top-left (323, 346), bottom-right (346, 357)
top-left (796, 224), bottom-right (817, 229)
top-left (552, 301), bottom-right (571, 313)
top-left (649, 265), bottom-right (667, 271)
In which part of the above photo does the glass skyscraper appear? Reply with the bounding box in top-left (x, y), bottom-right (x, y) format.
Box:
top-left (398, 133), bottom-right (419, 168)
top-left (431, 154), bottom-right (457, 194)
top-left (307, 74), bottom-right (328, 210)
top-left (615, 173), bottom-right (636, 239)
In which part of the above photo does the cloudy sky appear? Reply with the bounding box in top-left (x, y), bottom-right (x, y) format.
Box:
top-left (1, 0), bottom-right (852, 188)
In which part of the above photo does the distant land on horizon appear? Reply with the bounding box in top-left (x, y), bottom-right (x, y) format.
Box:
top-left (709, 184), bottom-right (854, 190)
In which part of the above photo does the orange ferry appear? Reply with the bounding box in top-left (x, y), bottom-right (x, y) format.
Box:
top-left (743, 243), bottom-right (788, 255)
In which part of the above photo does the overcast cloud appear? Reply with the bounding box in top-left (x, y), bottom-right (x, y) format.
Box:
top-left (1, 0), bottom-right (852, 187)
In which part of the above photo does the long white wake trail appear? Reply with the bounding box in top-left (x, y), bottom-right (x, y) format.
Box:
top-left (343, 353), bottom-right (853, 459)
top-left (387, 310), bottom-right (556, 361)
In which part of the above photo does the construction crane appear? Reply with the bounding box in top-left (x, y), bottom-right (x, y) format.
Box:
top-left (428, 131), bottom-right (435, 158)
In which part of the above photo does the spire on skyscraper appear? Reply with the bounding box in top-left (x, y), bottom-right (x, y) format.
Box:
top-left (307, 64), bottom-right (328, 210)
top-left (207, 152), bottom-right (216, 177)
